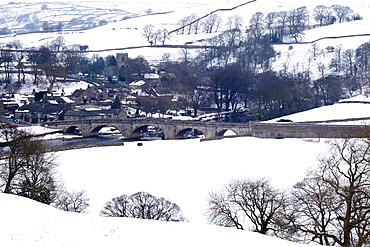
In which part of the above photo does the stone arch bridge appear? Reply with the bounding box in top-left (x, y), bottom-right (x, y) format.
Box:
top-left (44, 118), bottom-right (253, 139)
top-left (43, 118), bottom-right (364, 139)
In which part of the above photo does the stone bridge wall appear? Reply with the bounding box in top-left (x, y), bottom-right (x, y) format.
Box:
top-left (43, 119), bottom-right (365, 139)
top-left (250, 123), bottom-right (364, 138)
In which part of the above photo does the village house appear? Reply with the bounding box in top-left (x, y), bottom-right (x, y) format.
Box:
top-left (14, 92), bottom-right (75, 122)
top-left (144, 73), bottom-right (161, 85)
top-left (70, 86), bottom-right (108, 105)
top-left (64, 108), bottom-right (126, 120)
top-left (1, 94), bottom-right (30, 116)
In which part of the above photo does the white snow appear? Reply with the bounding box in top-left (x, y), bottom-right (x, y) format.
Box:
top-left (56, 137), bottom-right (326, 223)
top-left (266, 93), bottom-right (370, 124)
top-left (0, 193), bottom-right (316, 247)
top-left (0, 135), bottom-right (326, 247)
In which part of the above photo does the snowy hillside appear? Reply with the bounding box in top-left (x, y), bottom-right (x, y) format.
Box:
top-left (0, 192), bottom-right (318, 247)
top-left (1, 0), bottom-right (370, 69)
top-left (268, 95), bottom-right (370, 124)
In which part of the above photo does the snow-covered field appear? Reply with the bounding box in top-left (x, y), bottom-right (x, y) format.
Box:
top-left (0, 193), bottom-right (317, 247)
top-left (56, 137), bottom-right (327, 223)
top-left (0, 135), bottom-right (327, 247)
top-left (267, 95), bottom-right (370, 124)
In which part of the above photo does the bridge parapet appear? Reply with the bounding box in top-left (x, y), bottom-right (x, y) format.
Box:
top-left (43, 119), bottom-right (365, 139)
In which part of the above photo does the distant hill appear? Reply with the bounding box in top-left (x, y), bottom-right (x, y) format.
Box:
top-left (1, 0), bottom-right (370, 78)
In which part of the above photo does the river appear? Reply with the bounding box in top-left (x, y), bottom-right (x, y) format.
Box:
top-left (44, 134), bottom-right (161, 149)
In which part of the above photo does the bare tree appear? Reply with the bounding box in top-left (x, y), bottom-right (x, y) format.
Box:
top-left (145, 8), bottom-right (153, 15)
top-left (265, 12), bottom-right (279, 42)
top-left (317, 139), bottom-right (370, 247)
top-left (313, 5), bottom-right (335, 26)
top-left (100, 194), bottom-right (131, 217)
top-left (287, 174), bottom-right (339, 245)
top-left (225, 15), bottom-right (243, 31)
top-left (207, 188), bottom-right (244, 229)
top-left (207, 178), bottom-right (286, 234)
top-left (178, 14), bottom-right (199, 35)
top-left (0, 126), bottom-right (58, 204)
top-left (177, 16), bottom-right (189, 34)
top-left (283, 139), bottom-right (370, 247)
top-left (59, 44), bottom-right (83, 80)
top-left (179, 76), bottom-right (212, 117)
top-left (0, 42), bottom-right (15, 83)
top-left (211, 65), bottom-right (245, 111)
top-left (355, 41), bottom-right (370, 81)
top-left (16, 139), bottom-right (57, 204)
top-left (202, 14), bottom-right (222, 33)
top-left (142, 24), bottom-right (155, 43)
top-left (342, 49), bottom-right (356, 78)
top-left (248, 12), bottom-right (265, 42)
top-left (101, 192), bottom-right (186, 222)
top-left (53, 190), bottom-right (90, 213)
top-left (158, 28), bottom-right (170, 45)
top-left (151, 29), bottom-right (161, 46)
top-left (8, 40), bottom-right (26, 84)
top-left (276, 11), bottom-right (289, 42)
top-left (49, 36), bottom-right (66, 52)
top-left (0, 125), bottom-right (34, 194)
top-left (287, 7), bottom-right (309, 43)
top-left (331, 5), bottom-right (353, 23)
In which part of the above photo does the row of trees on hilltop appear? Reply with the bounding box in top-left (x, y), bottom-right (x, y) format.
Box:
top-left (207, 137), bottom-right (370, 247)
top-left (174, 4), bottom-right (359, 43)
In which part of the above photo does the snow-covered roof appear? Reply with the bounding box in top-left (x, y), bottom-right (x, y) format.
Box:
top-left (144, 73), bottom-right (160, 79)
top-left (84, 107), bottom-right (101, 111)
top-left (129, 80), bottom-right (146, 87)
top-left (48, 100), bottom-right (59, 105)
top-left (60, 97), bottom-right (75, 104)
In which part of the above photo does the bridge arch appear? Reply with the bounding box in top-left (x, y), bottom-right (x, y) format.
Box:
top-left (176, 128), bottom-right (204, 139)
top-left (65, 126), bottom-right (82, 135)
top-left (217, 129), bottom-right (238, 137)
top-left (90, 125), bottom-right (123, 136)
top-left (132, 124), bottom-right (164, 139)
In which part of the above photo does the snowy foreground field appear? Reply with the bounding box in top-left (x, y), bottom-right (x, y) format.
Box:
top-left (0, 193), bottom-right (315, 247)
top-left (0, 136), bottom-right (327, 247)
top-left (56, 137), bottom-right (328, 223)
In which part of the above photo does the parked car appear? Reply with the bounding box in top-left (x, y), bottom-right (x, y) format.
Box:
top-left (128, 114), bottom-right (145, 118)
top-left (277, 119), bottom-right (293, 123)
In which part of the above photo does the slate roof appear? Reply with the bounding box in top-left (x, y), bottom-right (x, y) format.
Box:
top-left (17, 102), bottom-right (43, 112)
top-left (37, 104), bottom-right (68, 115)
top-left (70, 89), bottom-right (84, 97)
top-left (64, 109), bottom-right (123, 117)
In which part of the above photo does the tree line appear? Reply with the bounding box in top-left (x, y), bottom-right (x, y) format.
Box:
top-left (174, 4), bottom-right (359, 43)
top-left (206, 137), bottom-right (370, 247)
